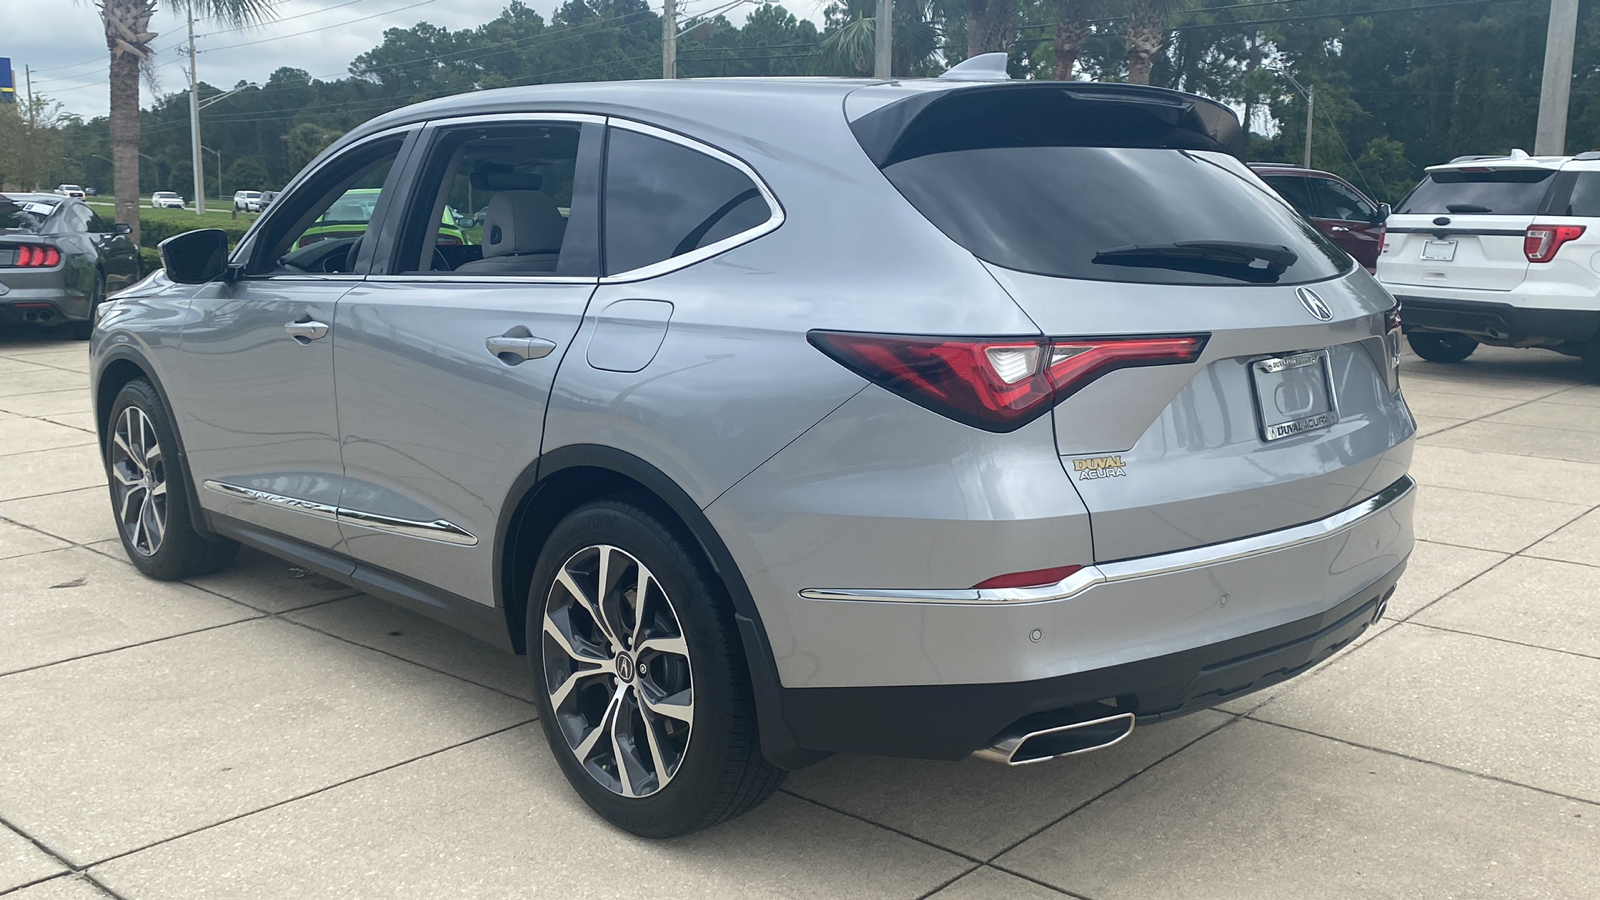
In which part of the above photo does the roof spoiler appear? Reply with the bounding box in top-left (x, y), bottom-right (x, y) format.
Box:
top-left (850, 82), bottom-right (1246, 168)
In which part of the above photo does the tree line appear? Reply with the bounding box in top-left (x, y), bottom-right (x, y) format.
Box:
top-left (7, 0), bottom-right (1600, 210)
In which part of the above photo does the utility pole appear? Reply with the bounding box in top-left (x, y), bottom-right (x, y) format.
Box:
top-left (1302, 83), bottom-right (1314, 168)
top-left (23, 65), bottom-right (32, 123)
top-left (875, 0), bottom-right (893, 79)
top-left (1535, 0), bottom-right (1580, 155)
top-left (188, 12), bottom-right (206, 214)
top-left (662, 0), bottom-right (677, 79)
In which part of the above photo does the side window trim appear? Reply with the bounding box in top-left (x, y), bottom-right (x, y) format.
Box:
top-left (232, 124), bottom-right (420, 280)
top-left (599, 117), bottom-right (785, 284)
top-left (365, 112), bottom-right (606, 284)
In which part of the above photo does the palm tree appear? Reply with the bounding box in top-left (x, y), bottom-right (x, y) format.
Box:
top-left (1052, 0), bottom-right (1096, 81)
top-left (94, 0), bottom-right (277, 244)
top-left (966, 0), bottom-right (1017, 57)
top-left (1123, 0), bottom-right (1193, 85)
top-left (818, 0), bottom-right (941, 76)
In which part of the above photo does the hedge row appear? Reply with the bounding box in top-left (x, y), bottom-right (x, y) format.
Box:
top-left (138, 216), bottom-right (252, 249)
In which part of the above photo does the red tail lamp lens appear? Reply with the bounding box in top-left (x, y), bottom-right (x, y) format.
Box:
top-left (7, 245), bottom-right (61, 267)
top-left (1524, 225), bottom-right (1585, 262)
top-left (973, 565), bottom-right (1084, 590)
top-left (808, 331), bottom-right (1208, 433)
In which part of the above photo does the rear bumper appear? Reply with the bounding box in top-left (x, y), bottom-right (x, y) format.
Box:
top-left (762, 474), bottom-right (1415, 761)
top-left (1395, 295), bottom-right (1600, 344)
top-left (0, 281), bottom-right (80, 325)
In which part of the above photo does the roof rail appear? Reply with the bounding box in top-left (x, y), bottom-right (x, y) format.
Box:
top-left (1574, 150), bottom-right (1600, 161)
top-left (939, 52), bottom-right (1011, 82)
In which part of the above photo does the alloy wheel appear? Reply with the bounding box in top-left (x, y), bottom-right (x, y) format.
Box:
top-left (109, 406), bottom-right (168, 557)
top-left (542, 544), bottom-right (694, 799)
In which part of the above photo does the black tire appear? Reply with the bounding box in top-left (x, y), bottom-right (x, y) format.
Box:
top-left (1582, 343), bottom-right (1600, 382)
top-left (105, 378), bottom-right (240, 580)
top-left (527, 499), bottom-right (783, 837)
top-left (1407, 331), bottom-right (1478, 364)
top-left (69, 271), bottom-right (105, 340)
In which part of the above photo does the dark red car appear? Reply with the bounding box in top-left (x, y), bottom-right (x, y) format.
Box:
top-left (1249, 163), bottom-right (1389, 272)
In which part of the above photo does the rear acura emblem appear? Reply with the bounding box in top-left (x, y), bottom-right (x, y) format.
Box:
top-left (1296, 288), bottom-right (1333, 321)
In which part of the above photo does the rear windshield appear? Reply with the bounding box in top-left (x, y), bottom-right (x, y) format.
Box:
top-left (1396, 169), bottom-right (1554, 215)
top-left (883, 146), bottom-right (1350, 285)
top-left (0, 198), bottom-right (54, 231)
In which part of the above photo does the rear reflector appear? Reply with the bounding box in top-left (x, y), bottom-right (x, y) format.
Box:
top-left (809, 331), bottom-right (1208, 432)
top-left (973, 565), bottom-right (1084, 590)
top-left (1525, 225), bottom-right (1585, 262)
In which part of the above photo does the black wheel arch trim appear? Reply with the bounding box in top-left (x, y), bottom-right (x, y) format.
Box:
top-left (498, 443), bottom-right (827, 771)
top-left (92, 345), bottom-right (221, 543)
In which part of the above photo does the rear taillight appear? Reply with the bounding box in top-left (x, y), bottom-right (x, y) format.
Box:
top-left (1524, 225), bottom-right (1585, 262)
top-left (436, 235), bottom-right (462, 246)
top-left (808, 331), bottom-right (1209, 432)
top-left (5, 245), bottom-right (62, 267)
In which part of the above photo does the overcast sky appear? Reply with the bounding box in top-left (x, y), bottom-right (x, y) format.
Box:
top-left (14, 0), bottom-right (808, 120)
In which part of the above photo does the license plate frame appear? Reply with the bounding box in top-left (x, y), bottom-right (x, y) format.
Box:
top-left (1250, 350), bottom-right (1339, 442)
top-left (1420, 239), bottom-right (1458, 261)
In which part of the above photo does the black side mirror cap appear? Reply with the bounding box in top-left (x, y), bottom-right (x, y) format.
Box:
top-left (159, 228), bottom-right (230, 284)
top-left (1374, 203), bottom-right (1391, 224)
top-left (112, 222), bottom-right (133, 235)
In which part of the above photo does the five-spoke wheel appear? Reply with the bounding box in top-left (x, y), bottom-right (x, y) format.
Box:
top-left (542, 544), bottom-right (694, 799)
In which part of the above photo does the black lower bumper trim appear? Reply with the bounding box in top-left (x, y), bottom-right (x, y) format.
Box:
top-left (1395, 295), bottom-right (1600, 344)
top-left (775, 562), bottom-right (1405, 761)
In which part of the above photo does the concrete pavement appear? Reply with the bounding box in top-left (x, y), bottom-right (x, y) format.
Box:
top-left (1, 326), bottom-right (1596, 899)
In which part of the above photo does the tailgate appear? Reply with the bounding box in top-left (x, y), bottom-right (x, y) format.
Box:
top-left (986, 265), bottom-right (1415, 562)
top-left (1379, 213), bottom-right (1533, 291)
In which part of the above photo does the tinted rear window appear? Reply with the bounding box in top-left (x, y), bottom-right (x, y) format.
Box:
top-left (883, 147), bottom-right (1349, 285)
top-left (1396, 169), bottom-right (1554, 215)
top-left (0, 198), bottom-right (54, 231)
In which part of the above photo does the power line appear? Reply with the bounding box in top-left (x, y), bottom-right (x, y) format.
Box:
top-left (1173, 0), bottom-right (1539, 30)
top-left (199, 0), bottom-right (440, 53)
top-left (195, 0), bottom-right (376, 37)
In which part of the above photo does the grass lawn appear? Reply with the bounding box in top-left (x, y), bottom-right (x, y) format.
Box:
top-left (88, 199), bottom-right (258, 230)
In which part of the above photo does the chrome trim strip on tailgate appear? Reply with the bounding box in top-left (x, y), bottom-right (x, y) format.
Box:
top-left (202, 480), bottom-right (479, 546)
top-left (800, 475), bottom-right (1415, 605)
top-left (1384, 227), bottom-right (1527, 237)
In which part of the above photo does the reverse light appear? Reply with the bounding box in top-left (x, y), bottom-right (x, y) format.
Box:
top-left (1524, 225), bottom-right (1585, 262)
top-left (4, 245), bottom-right (62, 267)
top-left (808, 331), bottom-right (1208, 432)
top-left (973, 565), bottom-right (1084, 590)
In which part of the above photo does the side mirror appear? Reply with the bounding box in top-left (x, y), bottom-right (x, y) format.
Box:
top-left (159, 228), bottom-right (230, 284)
top-left (1373, 203), bottom-right (1391, 224)
top-left (112, 222), bottom-right (132, 236)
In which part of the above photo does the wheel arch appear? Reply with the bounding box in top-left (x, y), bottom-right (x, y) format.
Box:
top-left (496, 444), bottom-right (825, 771)
top-left (94, 349), bottom-right (217, 540)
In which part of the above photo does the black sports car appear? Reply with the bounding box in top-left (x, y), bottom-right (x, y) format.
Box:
top-left (0, 193), bottom-right (141, 338)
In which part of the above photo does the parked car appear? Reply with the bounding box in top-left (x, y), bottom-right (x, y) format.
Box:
top-left (0, 193), bottom-right (141, 337)
top-left (1377, 149), bottom-right (1600, 376)
top-left (55, 184), bottom-right (86, 199)
top-left (150, 191), bottom-right (186, 209)
top-left (295, 187), bottom-right (466, 249)
top-left (232, 190), bottom-right (263, 212)
top-left (91, 63), bottom-right (1415, 838)
top-left (85, 187), bottom-right (98, 197)
top-left (1251, 163), bottom-right (1389, 271)
top-left (259, 190), bottom-right (279, 212)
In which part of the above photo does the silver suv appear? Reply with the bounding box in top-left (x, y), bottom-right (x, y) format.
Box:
top-left (91, 65), bottom-right (1416, 837)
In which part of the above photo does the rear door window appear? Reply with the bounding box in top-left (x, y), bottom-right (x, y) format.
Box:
top-left (602, 126), bottom-right (775, 276)
top-left (1396, 169), bottom-right (1555, 215)
top-left (1310, 178), bottom-right (1376, 222)
top-left (883, 146), bottom-right (1350, 285)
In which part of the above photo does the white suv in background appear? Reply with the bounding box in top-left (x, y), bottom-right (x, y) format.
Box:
top-left (232, 190), bottom-right (263, 212)
top-left (1378, 149), bottom-right (1600, 378)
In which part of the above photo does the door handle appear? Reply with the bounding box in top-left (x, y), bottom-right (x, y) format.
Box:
top-left (486, 332), bottom-right (557, 365)
top-left (285, 317), bottom-right (330, 343)
top-left (1329, 225), bottom-right (1351, 233)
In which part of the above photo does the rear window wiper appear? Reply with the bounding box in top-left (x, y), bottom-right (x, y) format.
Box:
top-left (1445, 203), bottom-right (1493, 213)
top-left (1092, 241), bottom-right (1299, 283)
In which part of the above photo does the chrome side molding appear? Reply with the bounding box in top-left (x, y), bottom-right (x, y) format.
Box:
top-left (203, 480), bottom-right (479, 546)
top-left (801, 475), bottom-right (1415, 606)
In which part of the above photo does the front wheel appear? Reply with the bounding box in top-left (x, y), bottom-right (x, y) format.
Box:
top-left (527, 499), bottom-right (782, 837)
top-left (105, 378), bottom-right (239, 579)
top-left (1407, 331), bottom-right (1478, 364)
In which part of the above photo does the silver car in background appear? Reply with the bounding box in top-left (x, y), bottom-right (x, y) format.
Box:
top-left (90, 59), bottom-right (1415, 837)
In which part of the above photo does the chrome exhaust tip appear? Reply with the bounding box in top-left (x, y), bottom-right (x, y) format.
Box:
top-left (973, 708), bottom-right (1136, 766)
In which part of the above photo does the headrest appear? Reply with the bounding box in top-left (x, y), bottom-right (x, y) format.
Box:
top-left (480, 191), bottom-right (566, 258)
top-left (469, 162), bottom-right (542, 192)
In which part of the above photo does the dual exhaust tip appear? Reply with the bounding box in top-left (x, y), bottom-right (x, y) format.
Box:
top-left (973, 704), bottom-right (1136, 766)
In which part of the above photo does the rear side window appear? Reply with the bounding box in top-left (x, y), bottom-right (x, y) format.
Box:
top-left (883, 146), bottom-right (1349, 285)
top-left (1554, 172), bottom-right (1600, 217)
top-left (1310, 178), bottom-right (1376, 221)
top-left (1261, 176), bottom-right (1316, 216)
top-left (1396, 169), bottom-right (1555, 215)
top-left (603, 127), bottom-right (773, 276)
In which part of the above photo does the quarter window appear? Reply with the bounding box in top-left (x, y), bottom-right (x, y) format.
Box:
top-left (602, 127), bottom-right (773, 276)
top-left (1310, 178), bottom-right (1376, 222)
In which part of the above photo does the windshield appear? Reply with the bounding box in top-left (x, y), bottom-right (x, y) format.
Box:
top-left (883, 146), bottom-right (1350, 285)
top-left (1397, 169), bottom-right (1555, 216)
top-left (0, 198), bottom-right (55, 231)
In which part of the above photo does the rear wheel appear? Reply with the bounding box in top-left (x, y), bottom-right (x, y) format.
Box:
top-left (527, 499), bottom-right (782, 837)
top-left (1582, 343), bottom-right (1600, 382)
top-left (106, 378), bottom-right (239, 580)
top-left (1407, 331), bottom-right (1478, 364)
top-left (69, 271), bottom-right (105, 340)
